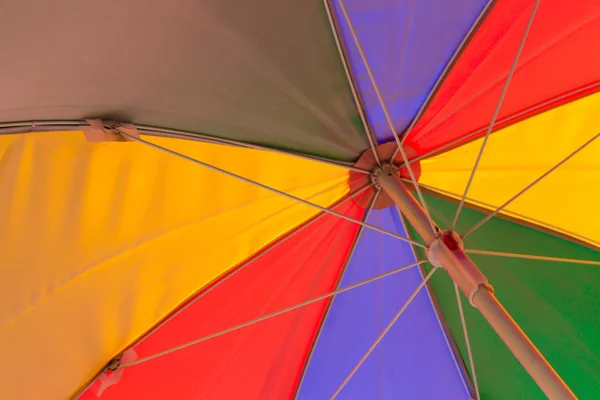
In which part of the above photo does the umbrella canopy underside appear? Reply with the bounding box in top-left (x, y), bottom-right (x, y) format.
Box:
top-left (1, 0), bottom-right (599, 399)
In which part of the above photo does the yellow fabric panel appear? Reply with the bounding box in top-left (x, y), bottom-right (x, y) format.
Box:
top-left (0, 131), bottom-right (349, 400)
top-left (420, 92), bottom-right (600, 246)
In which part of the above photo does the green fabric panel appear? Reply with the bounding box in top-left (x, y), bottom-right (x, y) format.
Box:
top-left (0, 1), bottom-right (368, 161)
top-left (410, 194), bottom-right (600, 399)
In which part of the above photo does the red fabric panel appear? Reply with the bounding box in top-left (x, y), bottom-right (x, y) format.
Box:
top-left (405, 0), bottom-right (600, 157)
top-left (80, 201), bottom-right (364, 400)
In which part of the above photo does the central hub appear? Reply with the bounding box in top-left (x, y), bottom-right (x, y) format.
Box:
top-left (371, 163), bottom-right (399, 189)
top-left (348, 142), bottom-right (422, 209)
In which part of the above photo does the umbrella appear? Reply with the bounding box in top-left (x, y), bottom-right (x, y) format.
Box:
top-left (1, 0), bottom-right (599, 399)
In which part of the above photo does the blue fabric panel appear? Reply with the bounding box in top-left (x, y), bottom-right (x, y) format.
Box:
top-left (332, 0), bottom-right (487, 142)
top-left (297, 206), bottom-right (471, 399)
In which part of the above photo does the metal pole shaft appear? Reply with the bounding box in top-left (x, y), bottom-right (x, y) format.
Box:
top-left (376, 171), bottom-right (438, 245)
top-left (472, 290), bottom-right (576, 398)
top-left (377, 172), bottom-right (576, 399)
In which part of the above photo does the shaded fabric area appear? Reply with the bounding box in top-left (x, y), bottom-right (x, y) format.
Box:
top-left (297, 206), bottom-right (471, 399)
top-left (412, 194), bottom-right (600, 399)
top-left (0, 131), bottom-right (351, 400)
top-left (419, 92), bottom-right (600, 246)
top-left (80, 200), bottom-right (364, 400)
top-left (406, 0), bottom-right (600, 156)
top-left (330, 0), bottom-right (487, 142)
top-left (0, 0), bottom-right (368, 160)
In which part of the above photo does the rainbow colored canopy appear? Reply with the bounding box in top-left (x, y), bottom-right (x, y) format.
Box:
top-left (1, 0), bottom-right (599, 399)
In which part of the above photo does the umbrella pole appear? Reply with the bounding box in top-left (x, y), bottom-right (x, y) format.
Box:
top-left (376, 168), bottom-right (576, 400)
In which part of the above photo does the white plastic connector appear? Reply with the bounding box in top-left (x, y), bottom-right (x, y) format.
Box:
top-left (428, 231), bottom-right (492, 305)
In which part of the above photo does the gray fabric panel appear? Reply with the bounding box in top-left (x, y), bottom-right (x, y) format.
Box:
top-left (0, 0), bottom-right (368, 160)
